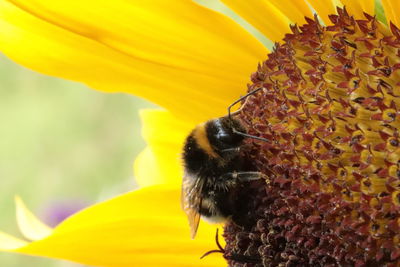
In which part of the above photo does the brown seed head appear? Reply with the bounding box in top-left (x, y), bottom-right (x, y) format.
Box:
top-left (224, 7), bottom-right (400, 267)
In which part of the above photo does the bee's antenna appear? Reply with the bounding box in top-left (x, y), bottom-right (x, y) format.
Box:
top-left (227, 87), bottom-right (264, 119)
top-left (200, 228), bottom-right (262, 264)
top-left (228, 87), bottom-right (270, 143)
top-left (200, 228), bottom-right (225, 259)
top-left (215, 228), bottom-right (224, 251)
top-left (232, 128), bottom-right (270, 143)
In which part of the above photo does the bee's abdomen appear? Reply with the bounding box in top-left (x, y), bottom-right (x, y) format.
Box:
top-left (199, 196), bottom-right (229, 223)
top-left (199, 184), bottom-right (239, 219)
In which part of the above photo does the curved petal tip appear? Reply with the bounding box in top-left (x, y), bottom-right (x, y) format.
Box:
top-left (15, 196), bottom-right (52, 241)
top-left (0, 232), bottom-right (27, 250)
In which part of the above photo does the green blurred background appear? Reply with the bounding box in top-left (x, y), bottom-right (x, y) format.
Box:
top-left (0, 54), bottom-right (154, 266)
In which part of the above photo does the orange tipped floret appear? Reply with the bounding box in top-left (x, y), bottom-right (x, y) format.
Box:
top-left (224, 8), bottom-right (400, 266)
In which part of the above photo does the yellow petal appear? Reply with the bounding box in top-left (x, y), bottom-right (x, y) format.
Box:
top-left (266, 0), bottom-right (313, 24)
top-left (15, 196), bottom-right (52, 241)
top-left (2, 186), bottom-right (225, 266)
top-left (381, 0), bottom-right (400, 26)
top-left (307, 0), bottom-right (337, 24)
top-left (134, 109), bottom-right (194, 187)
top-left (0, 232), bottom-right (27, 250)
top-left (134, 147), bottom-right (165, 187)
top-left (221, 0), bottom-right (291, 42)
top-left (340, 0), bottom-right (374, 19)
top-left (0, 0), bottom-right (267, 122)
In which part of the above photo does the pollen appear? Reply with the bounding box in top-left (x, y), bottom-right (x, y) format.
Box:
top-left (224, 8), bottom-right (400, 266)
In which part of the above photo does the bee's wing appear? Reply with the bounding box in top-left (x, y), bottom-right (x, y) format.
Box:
top-left (181, 174), bottom-right (204, 239)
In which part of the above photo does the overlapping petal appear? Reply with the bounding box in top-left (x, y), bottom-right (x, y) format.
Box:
top-left (306, 0), bottom-right (337, 24)
top-left (0, 187), bottom-right (225, 267)
top-left (220, 0), bottom-right (376, 44)
top-left (134, 109), bottom-right (193, 187)
top-left (222, 0), bottom-right (312, 43)
top-left (266, 0), bottom-right (312, 24)
top-left (221, 0), bottom-right (291, 42)
top-left (381, 0), bottom-right (400, 26)
top-left (0, 0), bottom-right (267, 122)
top-left (340, 0), bottom-right (375, 19)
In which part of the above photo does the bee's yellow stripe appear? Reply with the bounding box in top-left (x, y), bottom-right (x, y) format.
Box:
top-left (193, 123), bottom-right (219, 158)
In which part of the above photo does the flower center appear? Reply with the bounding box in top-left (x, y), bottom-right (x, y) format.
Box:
top-left (224, 8), bottom-right (400, 266)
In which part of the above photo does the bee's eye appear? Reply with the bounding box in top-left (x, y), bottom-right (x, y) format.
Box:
top-left (206, 118), bottom-right (245, 151)
top-left (217, 131), bottom-right (231, 142)
top-left (216, 130), bottom-right (242, 146)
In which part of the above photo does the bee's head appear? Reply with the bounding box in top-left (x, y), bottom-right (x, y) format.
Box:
top-left (206, 117), bottom-right (246, 153)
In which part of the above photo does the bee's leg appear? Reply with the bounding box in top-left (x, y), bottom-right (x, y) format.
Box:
top-left (228, 171), bottom-right (267, 229)
top-left (219, 171), bottom-right (268, 184)
top-left (234, 171), bottom-right (267, 182)
top-left (220, 147), bottom-right (240, 153)
top-left (220, 171), bottom-right (266, 182)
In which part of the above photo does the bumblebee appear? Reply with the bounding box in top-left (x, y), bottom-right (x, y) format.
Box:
top-left (181, 88), bottom-right (268, 238)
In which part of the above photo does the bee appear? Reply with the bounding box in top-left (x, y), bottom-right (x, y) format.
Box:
top-left (181, 88), bottom-right (268, 238)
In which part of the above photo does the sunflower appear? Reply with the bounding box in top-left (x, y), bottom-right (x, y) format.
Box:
top-left (0, 0), bottom-right (399, 266)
